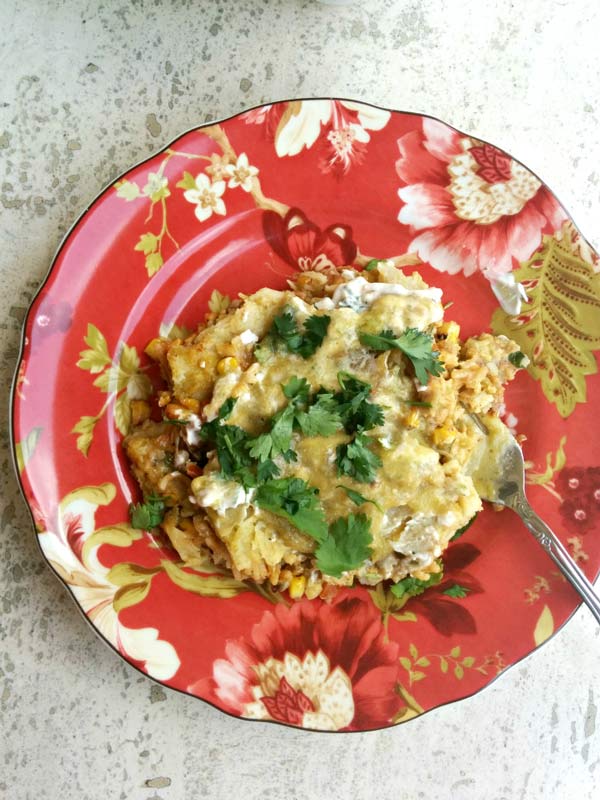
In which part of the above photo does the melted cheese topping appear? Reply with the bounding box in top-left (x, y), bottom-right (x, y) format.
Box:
top-left (188, 270), bottom-right (485, 584)
top-left (137, 265), bottom-right (518, 590)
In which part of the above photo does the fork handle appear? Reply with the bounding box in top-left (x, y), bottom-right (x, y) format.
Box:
top-left (512, 496), bottom-right (600, 625)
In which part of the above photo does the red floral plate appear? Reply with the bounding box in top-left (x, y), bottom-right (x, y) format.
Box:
top-left (12, 99), bottom-right (600, 732)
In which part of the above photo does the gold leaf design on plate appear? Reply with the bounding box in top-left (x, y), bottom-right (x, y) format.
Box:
top-left (107, 563), bottom-right (163, 612)
top-left (399, 642), bottom-right (490, 687)
top-left (159, 321), bottom-right (193, 340)
top-left (492, 223), bottom-right (600, 417)
top-left (72, 326), bottom-right (153, 455)
top-left (82, 523), bottom-right (142, 566)
top-left (208, 289), bottom-right (231, 315)
top-left (533, 604), bottom-right (555, 645)
top-left (15, 426), bottom-right (42, 474)
top-left (59, 482), bottom-right (116, 511)
top-left (161, 559), bottom-right (250, 599)
top-left (525, 435), bottom-right (567, 502)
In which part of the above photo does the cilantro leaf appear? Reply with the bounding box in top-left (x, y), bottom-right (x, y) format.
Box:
top-left (257, 458), bottom-right (280, 482)
top-left (442, 584), bottom-right (470, 598)
top-left (258, 306), bottom-right (331, 360)
top-left (359, 327), bottom-right (444, 385)
top-left (246, 403), bottom-right (296, 464)
top-left (295, 393), bottom-right (342, 437)
top-left (282, 376), bottom-right (310, 404)
top-left (255, 477), bottom-right (328, 542)
top-left (129, 495), bottom-right (165, 529)
top-left (246, 433), bottom-right (273, 462)
top-left (334, 371), bottom-right (384, 434)
top-left (336, 432), bottom-right (382, 483)
top-left (199, 399), bottom-right (238, 443)
top-left (390, 569), bottom-right (443, 599)
top-left (272, 306), bottom-right (304, 351)
top-left (508, 350), bottom-right (527, 368)
top-left (337, 484), bottom-right (383, 512)
top-left (217, 397), bottom-right (237, 420)
top-left (450, 513), bottom-right (478, 541)
top-left (297, 314), bottom-right (331, 358)
top-left (363, 259), bottom-right (380, 272)
top-left (315, 513), bottom-right (373, 577)
top-left (199, 407), bottom-right (256, 488)
top-left (269, 404), bottom-right (295, 454)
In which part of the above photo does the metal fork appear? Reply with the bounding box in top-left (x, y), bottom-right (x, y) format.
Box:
top-left (475, 426), bottom-right (600, 625)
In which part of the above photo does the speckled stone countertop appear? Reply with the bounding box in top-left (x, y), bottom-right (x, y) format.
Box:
top-left (2, 1), bottom-right (599, 798)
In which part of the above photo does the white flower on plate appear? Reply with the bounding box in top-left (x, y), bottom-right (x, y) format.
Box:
top-left (38, 483), bottom-right (180, 681)
top-left (241, 651), bottom-right (355, 731)
top-left (142, 172), bottom-right (170, 202)
top-left (183, 174), bottom-right (226, 222)
top-left (274, 99), bottom-right (390, 158)
top-left (223, 153), bottom-right (259, 192)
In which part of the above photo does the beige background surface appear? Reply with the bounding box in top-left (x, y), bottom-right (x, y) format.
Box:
top-left (1, 1), bottom-right (599, 798)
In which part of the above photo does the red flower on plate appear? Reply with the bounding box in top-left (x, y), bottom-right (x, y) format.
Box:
top-left (190, 595), bottom-right (402, 730)
top-left (263, 208), bottom-right (357, 271)
top-left (408, 542), bottom-right (484, 636)
top-left (556, 466), bottom-right (600, 531)
top-left (395, 119), bottom-right (566, 278)
top-left (63, 512), bottom-right (86, 562)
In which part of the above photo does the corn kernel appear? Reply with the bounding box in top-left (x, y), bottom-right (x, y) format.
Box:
top-left (436, 320), bottom-right (460, 342)
top-left (165, 402), bottom-right (185, 420)
top-left (217, 356), bottom-right (239, 375)
top-left (405, 408), bottom-right (420, 428)
top-left (158, 391), bottom-right (172, 408)
top-left (145, 337), bottom-right (168, 362)
top-left (432, 424), bottom-right (456, 446)
top-left (181, 397), bottom-right (201, 413)
top-left (288, 575), bottom-right (306, 600)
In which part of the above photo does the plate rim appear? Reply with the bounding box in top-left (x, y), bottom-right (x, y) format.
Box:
top-left (9, 96), bottom-right (599, 733)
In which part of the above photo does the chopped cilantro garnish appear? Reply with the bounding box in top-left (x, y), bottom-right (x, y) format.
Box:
top-left (298, 314), bottom-right (331, 358)
top-left (217, 397), bottom-right (237, 419)
top-left (442, 584), bottom-right (470, 598)
top-left (334, 371), bottom-right (384, 434)
top-left (390, 568), bottom-right (443, 599)
top-left (199, 400), bottom-right (256, 488)
top-left (282, 375), bottom-right (311, 403)
top-left (337, 484), bottom-right (383, 512)
top-left (256, 458), bottom-right (280, 482)
top-left (450, 513), bottom-right (478, 541)
top-left (295, 393), bottom-right (342, 437)
top-left (129, 495), bottom-right (166, 529)
top-left (255, 477), bottom-right (328, 542)
top-left (257, 306), bottom-right (331, 360)
top-left (315, 513), bottom-right (373, 577)
top-left (268, 403), bottom-right (296, 454)
top-left (508, 350), bottom-right (527, 368)
top-left (271, 306), bottom-right (304, 351)
top-left (253, 479), bottom-right (373, 577)
top-left (359, 327), bottom-right (444, 385)
top-left (363, 258), bottom-right (381, 272)
top-left (336, 432), bottom-right (382, 483)
top-left (401, 400), bottom-right (432, 408)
